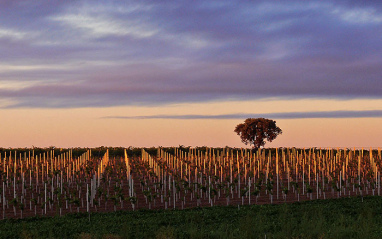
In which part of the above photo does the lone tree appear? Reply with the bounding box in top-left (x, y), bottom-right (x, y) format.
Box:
top-left (234, 118), bottom-right (282, 148)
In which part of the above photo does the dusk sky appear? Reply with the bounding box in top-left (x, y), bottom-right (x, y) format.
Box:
top-left (0, 0), bottom-right (381, 148)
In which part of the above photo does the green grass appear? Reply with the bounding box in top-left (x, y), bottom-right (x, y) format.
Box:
top-left (1, 196), bottom-right (382, 238)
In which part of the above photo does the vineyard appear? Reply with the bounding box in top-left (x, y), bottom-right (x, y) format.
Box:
top-left (0, 147), bottom-right (381, 219)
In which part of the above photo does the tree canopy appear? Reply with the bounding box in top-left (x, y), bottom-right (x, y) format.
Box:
top-left (234, 118), bottom-right (282, 148)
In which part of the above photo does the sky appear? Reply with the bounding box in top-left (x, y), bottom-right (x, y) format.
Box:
top-left (0, 0), bottom-right (381, 148)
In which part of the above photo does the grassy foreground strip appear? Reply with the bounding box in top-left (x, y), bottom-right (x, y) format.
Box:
top-left (1, 196), bottom-right (382, 239)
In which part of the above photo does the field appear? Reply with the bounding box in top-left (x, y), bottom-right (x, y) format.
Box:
top-left (0, 147), bottom-right (381, 238)
top-left (0, 196), bottom-right (382, 238)
top-left (0, 147), bottom-right (381, 219)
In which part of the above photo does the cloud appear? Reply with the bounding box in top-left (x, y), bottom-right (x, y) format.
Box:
top-left (102, 110), bottom-right (382, 120)
top-left (51, 12), bottom-right (157, 39)
top-left (332, 7), bottom-right (382, 24)
top-left (0, 27), bottom-right (27, 40)
top-left (0, 0), bottom-right (381, 108)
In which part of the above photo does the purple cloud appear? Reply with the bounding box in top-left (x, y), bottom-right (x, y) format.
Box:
top-left (0, 0), bottom-right (381, 108)
top-left (102, 110), bottom-right (382, 120)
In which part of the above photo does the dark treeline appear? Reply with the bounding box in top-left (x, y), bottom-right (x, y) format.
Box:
top-left (0, 147), bottom-right (380, 159)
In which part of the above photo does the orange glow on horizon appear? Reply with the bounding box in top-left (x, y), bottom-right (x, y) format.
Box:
top-left (1, 99), bottom-right (381, 148)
